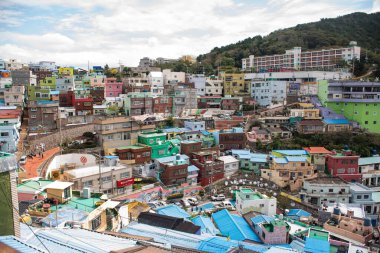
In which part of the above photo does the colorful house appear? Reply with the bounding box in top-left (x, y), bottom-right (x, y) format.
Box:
top-left (105, 78), bottom-right (123, 97)
top-left (138, 131), bottom-right (178, 159)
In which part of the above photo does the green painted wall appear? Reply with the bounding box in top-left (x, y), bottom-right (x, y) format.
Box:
top-left (326, 102), bottom-right (380, 133)
top-left (27, 85), bottom-right (51, 101)
top-left (0, 171), bottom-right (15, 236)
top-left (317, 80), bottom-right (329, 103)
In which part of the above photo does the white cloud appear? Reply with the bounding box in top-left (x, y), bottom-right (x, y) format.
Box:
top-left (0, 0), bottom-right (374, 67)
top-left (373, 0), bottom-right (380, 11)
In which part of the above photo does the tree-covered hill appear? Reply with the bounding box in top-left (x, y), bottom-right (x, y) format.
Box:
top-left (197, 12), bottom-right (380, 68)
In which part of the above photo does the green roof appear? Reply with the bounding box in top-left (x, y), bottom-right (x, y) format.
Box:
top-left (308, 228), bottom-right (329, 241)
top-left (50, 197), bottom-right (100, 212)
top-left (17, 180), bottom-right (54, 193)
top-left (117, 145), bottom-right (144, 150)
top-left (237, 191), bottom-right (263, 200)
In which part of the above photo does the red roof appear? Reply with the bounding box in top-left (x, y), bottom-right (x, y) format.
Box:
top-left (304, 147), bottom-right (332, 154)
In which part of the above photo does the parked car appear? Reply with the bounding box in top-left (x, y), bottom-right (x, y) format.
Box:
top-left (180, 199), bottom-right (191, 208)
top-left (19, 156), bottom-right (27, 165)
top-left (211, 194), bottom-right (225, 201)
top-left (221, 201), bottom-right (235, 211)
top-left (187, 197), bottom-right (198, 206)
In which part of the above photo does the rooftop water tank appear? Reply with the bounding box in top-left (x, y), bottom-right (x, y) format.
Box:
top-left (333, 207), bottom-right (341, 215)
top-left (364, 218), bottom-right (371, 227)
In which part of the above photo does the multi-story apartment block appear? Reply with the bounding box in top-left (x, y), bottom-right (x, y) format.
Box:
top-left (300, 177), bottom-right (351, 205)
top-left (58, 67), bottom-right (74, 77)
top-left (213, 127), bottom-right (246, 151)
top-left (303, 147), bottom-right (332, 171)
top-left (11, 69), bottom-right (37, 86)
top-left (261, 150), bottom-right (316, 191)
top-left (191, 150), bottom-right (224, 186)
top-left (105, 78), bottom-right (123, 97)
top-left (205, 76), bottom-right (223, 96)
top-left (116, 144), bottom-right (151, 164)
top-left (318, 80), bottom-right (380, 133)
top-left (325, 151), bottom-right (361, 182)
top-left (349, 183), bottom-right (380, 219)
top-left (250, 80), bottom-right (287, 106)
top-left (32, 70), bottom-right (53, 84)
top-left (242, 44), bottom-right (360, 71)
top-left (0, 152), bottom-right (20, 237)
top-left (218, 155), bottom-right (239, 177)
top-left (138, 57), bottom-right (155, 67)
top-left (123, 76), bottom-right (150, 93)
top-left (148, 71), bottom-right (164, 95)
top-left (231, 150), bottom-right (269, 175)
top-left (4, 85), bottom-right (25, 107)
top-left (0, 108), bottom-right (22, 128)
top-left (152, 96), bottom-right (173, 115)
top-left (187, 74), bottom-right (206, 96)
top-left (172, 86), bottom-right (197, 116)
top-left (220, 96), bottom-right (242, 111)
top-left (197, 96), bottom-right (222, 109)
top-left (359, 156), bottom-right (380, 188)
top-left (93, 116), bottom-right (155, 150)
top-left (156, 154), bottom-right (189, 186)
top-left (184, 120), bottom-right (205, 131)
top-left (89, 74), bottom-right (106, 88)
top-left (29, 61), bottom-right (56, 72)
top-left (235, 189), bottom-right (277, 216)
top-left (74, 97), bottom-right (93, 115)
top-left (0, 123), bottom-right (19, 153)
top-left (56, 77), bottom-right (75, 91)
top-left (124, 92), bottom-right (153, 116)
top-left (90, 87), bottom-right (105, 105)
top-left (163, 69), bottom-right (185, 85)
top-left (221, 73), bottom-right (250, 97)
top-left (138, 131), bottom-right (179, 159)
top-left (27, 100), bottom-right (59, 131)
top-left (5, 59), bottom-right (26, 70)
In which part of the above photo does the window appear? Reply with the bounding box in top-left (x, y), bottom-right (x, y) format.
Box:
top-left (1, 132), bottom-right (9, 137)
top-left (374, 121), bottom-right (377, 125)
top-left (120, 172), bottom-right (130, 179)
top-left (91, 215), bottom-right (101, 230)
top-left (357, 195), bottom-right (362, 199)
top-left (364, 195), bottom-right (369, 199)
top-left (31, 115), bottom-right (37, 119)
top-left (366, 111), bottom-right (369, 115)
top-left (329, 189), bottom-right (333, 193)
top-left (83, 180), bottom-right (93, 187)
top-left (158, 149), bottom-right (165, 155)
top-left (365, 121), bottom-right (368, 125)
top-left (63, 187), bottom-right (71, 199)
top-left (101, 176), bottom-right (112, 183)
top-left (259, 204), bottom-right (265, 208)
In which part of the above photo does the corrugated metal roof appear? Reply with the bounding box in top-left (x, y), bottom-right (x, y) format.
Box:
top-left (323, 119), bottom-right (350, 125)
top-left (155, 154), bottom-right (189, 164)
top-left (212, 209), bottom-right (261, 242)
top-left (251, 215), bottom-right (274, 225)
top-left (273, 150), bottom-right (308, 156)
top-left (273, 157), bottom-right (288, 164)
top-left (0, 236), bottom-right (46, 253)
top-left (197, 237), bottom-right (268, 253)
top-left (304, 237), bottom-right (330, 253)
top-left (191, 216), bottom-right (220, 235)
top-left (285, 156), bottom-right (308, 162)
top-left (188, 165), bottom-right (199, 172)
top-left (156, 204), bottom-right (191, 219)
top-left (286, 209), bottom-right (311, 218)
top-left (20, 224), bottom-right (137, 253)
top-left (359, 156), bottom-right (380, 166)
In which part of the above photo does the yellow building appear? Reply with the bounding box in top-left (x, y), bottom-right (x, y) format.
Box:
top-left (261, 152), bottom-right (316, 191)
top-left (220, 73), bottom-right (250, 97)
top-left (58, 67), bottom-right (74, 76)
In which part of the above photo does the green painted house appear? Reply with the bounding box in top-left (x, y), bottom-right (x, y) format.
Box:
top-left (231, 150), bottom-right (269, 174)
top-left (318, 80), bottom-right (380, 133)
top-left (138, 131), bottom-right (178, 159)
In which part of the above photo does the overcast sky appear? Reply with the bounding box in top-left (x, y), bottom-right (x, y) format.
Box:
top-left (0, 0), bottom-right (379, 68)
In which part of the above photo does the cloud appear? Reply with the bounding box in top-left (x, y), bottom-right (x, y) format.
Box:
top-left (373, 0), bottom-right (380, 11)
top-left (0, 0), bottom-right (374, 67)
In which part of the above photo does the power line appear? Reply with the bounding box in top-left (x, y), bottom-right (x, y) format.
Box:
top-left (0, 183), bottom-right (51, 253)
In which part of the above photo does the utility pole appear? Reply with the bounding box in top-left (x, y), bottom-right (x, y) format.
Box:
top-left (98, 150), bottom-right (102, 194)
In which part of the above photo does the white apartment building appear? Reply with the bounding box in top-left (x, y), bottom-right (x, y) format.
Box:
top-left (242, 44), bottom-right (361, 71)
top-left (251, 79), bottom-right (287, 106)
top-left (187, 74), bottom-right (206, 96)
top-left (218, 155), bottom-right (239, 177)
top-left (56, 77), bottom-right (75, 91)
top-left (184, 120), bottom-right (205, 131)
top-left (235, 190), bottom-right (276, 216)
top-left (163, 69), bottom-right (185, 85)
top-left (300, 177), bottom-right (351, 206)
top-left (148, 71), bottom-right (164, 95)
top-left (205, 77), bottom-right (223, 96)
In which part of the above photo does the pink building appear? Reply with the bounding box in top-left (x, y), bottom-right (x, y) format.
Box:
top-left (246, 127), bottom-right (272, 143)
top-left (105, 78), bottom-right (123, 97)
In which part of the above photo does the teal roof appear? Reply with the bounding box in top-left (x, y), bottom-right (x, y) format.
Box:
top-left (323, 119), bottom-right (350, 125)
top-left (304, 237), bottom-right (330, 253)
top-left (212, 209), bottom-right (261, 242)
top-left (359, 156), bottom-right (380, 166)
top-left (17, 180), bottom-right (54, 194)
top-left (156, 204), bottom-right (190, 219)
top-left (191, 215), bottom-right (220, 235)
top-left (273, 150), bottom-right (308, 156)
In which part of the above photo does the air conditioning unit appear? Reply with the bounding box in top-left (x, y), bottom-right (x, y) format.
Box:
top-left (82, 187), bottom-right (91, 199)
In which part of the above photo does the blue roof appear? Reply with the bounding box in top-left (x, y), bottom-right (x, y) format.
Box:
top-left (156, 204), bottom-right (190, 219)
top-left (103, 155), bottom-right (118, 159)
top-left (274, 157), bottom-right (288, 164)
top-left (188, 165), bottom-right (199, 172)
top-left (273, 150), bottom-right (308, 156)
top-left (286, 209), bottom-right (311, 218)
top-left (285, 156), bottom-right (308, 162)
top-left (0, 236), bottom-right (45, 253)
top-left (36, 100), bottom-right (57, 105)
top-left (155, 154), bottom-right (189, 164)
top-left (212, 209), bottom-right (261, 242)
top-left (201, 130), bottom-right (210, 136)
top-left (323, 119), bottom-right (350, 125)
top-left (198, 237), bottom-right (268, 253)
top-left (49, 90), bottom-right (60, 95)
top-left (359, 156), bottom-right (380, 166)
top-left (231, 149), bottom-right (250, 155)
top-left (304, 237), bottom-right (330, 253)
top-left (162, 127), bottom-right (190, 133)
top-left (251, 215), bottom-right (275, 225)
top-left (191, 215), bottom-right (220, 235)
